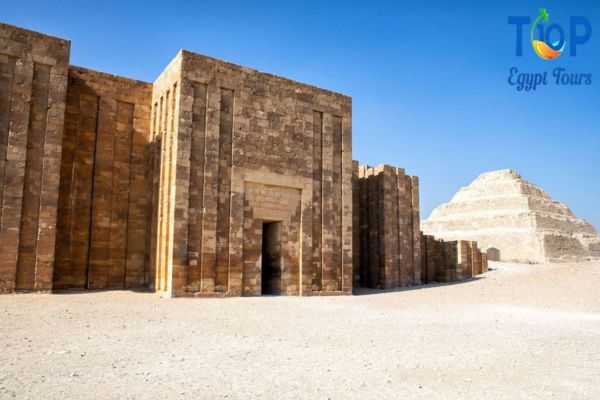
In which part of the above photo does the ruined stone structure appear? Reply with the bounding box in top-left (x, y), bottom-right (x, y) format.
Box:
top-left (420, 235), bottom-right (487, 283)
top-left (422, 169), bottom-right (600, 263)
top-left (0, 22), bottom-right (486, 296)
top-left (0, 23), bottom-right (353, 296)
top-left (351, 163), bottom-right (487, 289)
top-left (352, 164), bottom-right (421, 289)
top-left (486, 247), bottom-right (501, 262)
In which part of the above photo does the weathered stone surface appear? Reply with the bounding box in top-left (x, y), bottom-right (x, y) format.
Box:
top-left (0, 23), bottom-right (70, 292)
top-left (351, 164), bottom-right (481, 289)
top-left (151, 51), bottom-right (352, 297)
top-left (422, 169), bottom-right (600, 263)
top-left (0, 22), bottom-right (488, 298)
top-left (53, 66), bottom-right (152, 290)
top-left (352, 164), bottom-right (421, 289)
top-left (419, 234), bottom-right (486, 283)
top-left (486, 247), bottom-right (501, 262)
top-left (0, 23), bottom-right (354, 297)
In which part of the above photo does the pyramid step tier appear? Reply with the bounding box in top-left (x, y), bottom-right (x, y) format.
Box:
top-left (423, 170), bottom-right (600, 263)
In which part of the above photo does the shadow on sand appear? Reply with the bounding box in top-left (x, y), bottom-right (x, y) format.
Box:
top-left (50, 288), bottom-right (154, 295)
top-left (352, 275), bottom-right (486, 296)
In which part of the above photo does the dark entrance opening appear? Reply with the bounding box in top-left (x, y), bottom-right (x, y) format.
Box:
top-left (261, 221), bottom-right (282, 295)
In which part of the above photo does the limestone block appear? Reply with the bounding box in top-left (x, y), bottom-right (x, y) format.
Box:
top-left (53, 67), bottom-right (152, 290)
top-left (352, 164), bottom-right (421, 289)
top-left (0, 23), bottom-right (70, 292)
top-left (486, 247), bottom-right (501, 262)
top-left (155, 51), bottom-right (352, 297)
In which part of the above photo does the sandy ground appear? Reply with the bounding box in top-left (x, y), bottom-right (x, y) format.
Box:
top-left (1, 261), bottom-right (600, 399)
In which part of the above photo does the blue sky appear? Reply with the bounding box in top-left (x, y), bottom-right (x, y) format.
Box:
top-left (3, 0), bottom-right (599, 228)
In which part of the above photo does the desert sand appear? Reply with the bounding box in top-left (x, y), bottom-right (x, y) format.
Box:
top-left (1, 261), bottom-right (600, 399)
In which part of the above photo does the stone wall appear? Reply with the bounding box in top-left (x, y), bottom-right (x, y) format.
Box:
top-left (150, 53), bottom-right (181, 294)
top-left (420, 235), bottom-right (487, 283)
top-left (151, 51), bottom-right (353, 297)
top-left (53, 66), bottom-right (152, 290)
top-left (0, 23), bottom-right (70, 292)
top-left (351, 163), bottom-right (486, 289)
top-left (0, 23), bottom-right (354, 297)
top-left (353, 164), bottom-right (421, 289)
top-left (486, 247), bottom-right (501, 262)
top-left (0, 22), bottom-right (488, 297)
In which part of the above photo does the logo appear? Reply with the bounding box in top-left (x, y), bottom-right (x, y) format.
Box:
top-left (530, 8), bottom-right (564, 60)
top-left (507, 9), bottom-right (593, 91)
top-left (508, 9), bottom-right (592, 58)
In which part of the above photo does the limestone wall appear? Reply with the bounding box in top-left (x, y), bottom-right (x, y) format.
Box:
top-left (353, 164), bottom-right (421, 289)
top-left (150, 53), bottom-right (182, 294)
top-left (53, 66), bottom-right (152, 290)
top-left (0, 24), bottom-right (70, 292)
top-left (152, 51), bottom-right (353, 297)
top-left (0, 23), bottom-right (354, 297)
top-left (0, 21), bottom-right (494, 297)
top-left (486, 247), bottom-right (501, 261)
top-left (420, 235), bottom-right (487, 283)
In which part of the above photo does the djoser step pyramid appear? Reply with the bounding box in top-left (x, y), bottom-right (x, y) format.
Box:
top-left (421, 170), bottom-right (600, 263)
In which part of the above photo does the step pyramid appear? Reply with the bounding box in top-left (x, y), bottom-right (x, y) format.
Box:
top-left (421, 170), bottom-right (600, 263)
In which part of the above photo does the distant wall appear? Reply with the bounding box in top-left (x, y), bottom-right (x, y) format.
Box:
top-left (420, 235), bottom-right (487, 283)
top-left (486, 247), bottom-right (501, 262)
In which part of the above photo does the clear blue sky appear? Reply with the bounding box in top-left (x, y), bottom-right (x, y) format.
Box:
top-left (3, 0), bottom-right (599, 228)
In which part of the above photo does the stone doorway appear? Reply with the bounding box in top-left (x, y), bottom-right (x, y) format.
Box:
top-left (261, 221), bottom-right (282, 295)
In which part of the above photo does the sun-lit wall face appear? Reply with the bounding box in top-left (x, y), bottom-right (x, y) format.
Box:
top-left (0, 22), bottom-right (354, 297)
top-left (157, 51), bottom-right (353, 297)
top-left (0, 23), bottom-right (70, 292)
